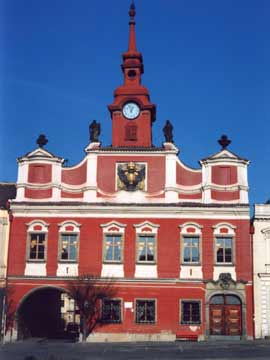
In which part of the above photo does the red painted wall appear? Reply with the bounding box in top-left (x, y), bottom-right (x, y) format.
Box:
top-left (61, 161), bottom-right (87, 185)
top-left (28, 164), bottom-right (52, 184)
top-left (8, 217), bottom-right (252, 281)
top-left (24, 188), bottom-right (52, 199)
top-left (176, 163), bottom-right (202, 186)
top-left (212, 166), bottom-right (237, 185)
top-left (211, 190), bottom-right (240, 201)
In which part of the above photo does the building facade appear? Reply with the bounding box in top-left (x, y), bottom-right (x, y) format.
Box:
top-left (0, 183), bottom-right (16, 339)
top-left (253, 203), bottom-right (270, 339)
top-left (6, 4), bottom-right (253, 341)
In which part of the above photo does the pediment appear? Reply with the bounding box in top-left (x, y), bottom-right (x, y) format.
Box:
top-left (208, 149), bottom-right (239, 160)
top-left (18, 147), bottom-right (63, 162)
top-left (200, 149), bottom-right (249, 164)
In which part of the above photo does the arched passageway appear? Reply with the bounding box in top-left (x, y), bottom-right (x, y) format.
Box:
top-left (17, 287), bottom-right (72, 339)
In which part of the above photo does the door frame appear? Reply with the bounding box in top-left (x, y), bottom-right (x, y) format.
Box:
top-left (209, 294), bottom-right (242, 336)
top-left (205, 274), bottom-right (247, 338)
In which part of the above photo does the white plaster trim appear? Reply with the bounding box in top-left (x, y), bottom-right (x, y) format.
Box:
top-left (179, 222), bottom-right (203, 234)
top-left (10, 204), bottom-right (250, 219)
top-left (135, 264), bottom-right (157, 278)
top-left (101, 221), bottom-right (126, 233)
top-left (56, 263), bottom-right (78, 277)
top-left (213, 222), bottom-right (236, 235)
top-left (101, 264), bottom-right (124, 278)
top-left (134, 221), bottom-right (160, 231)
top-left (24, 262), bottom-right (46, 276)
top-left (213, 265), bottom-right (236, 281)
top-left (180, 265), bottom-right (203, 280)
top-left (58, 220), bottom-right (81, 233)
top-left (26, 220), bottom-right (49, 232)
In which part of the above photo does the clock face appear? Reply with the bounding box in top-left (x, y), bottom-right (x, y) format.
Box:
top-left (122, 102), bottom-right (140, 120)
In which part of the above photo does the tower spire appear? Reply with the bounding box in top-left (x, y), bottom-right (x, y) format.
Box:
top-left (128, 1), bottom-right (137, 52)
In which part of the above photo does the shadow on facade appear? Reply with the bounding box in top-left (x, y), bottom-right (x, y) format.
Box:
top-left (17, 287), bottom-right (67, 340)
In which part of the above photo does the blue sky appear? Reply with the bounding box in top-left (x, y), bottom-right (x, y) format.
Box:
top-left (1, 0), bottom-right (269, 206)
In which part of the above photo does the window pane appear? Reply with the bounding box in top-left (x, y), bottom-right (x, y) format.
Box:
top-left (137, 236), bottom-right (155, 262)
top-left (29, 233), bottom-right (45, 260)
top-left (183, 237), bottom-right (199, 263)
top-left (191, 247), bottom-right (199, 262)
top-left (225, 295), bottom-right (241, 305)
top-left (210, 295), bottom-right (224, 305)
top-left (60, 234), bottom-right (78, 260)
top-left (225, 248), bottom-right (232, 262)
top-left (102, 299), bottom-right (121, 323)
top-left (183, 246), bottom-right (191, 262)
top-left (181, 301), bottom-right (201, 324)
top-left (136, 300), bottom-right (155, 323)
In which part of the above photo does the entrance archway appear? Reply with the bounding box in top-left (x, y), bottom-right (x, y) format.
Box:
top-left (209, 294), bottom-right (242, 336)
top-left (17, 287), bottom-right (69, 339)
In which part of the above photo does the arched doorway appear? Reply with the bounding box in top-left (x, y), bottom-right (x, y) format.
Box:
top-left (17, 287), bottom-right (74, 339)
top-left (209, 294), bottom-right (242, 336)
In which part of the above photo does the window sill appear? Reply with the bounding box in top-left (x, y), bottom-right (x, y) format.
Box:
top-left (58, 260), bottom-right (78, 264)
top-left (181, 263), bottom-right (201, 266)
top-left (214, 263), bottom-right (234, 266)
top-left (103, 261), bottom-right (123, 264)
top-left (136, 262), bottom-right (156, 265)
top-left (27, 260), bottom-right (46, 263)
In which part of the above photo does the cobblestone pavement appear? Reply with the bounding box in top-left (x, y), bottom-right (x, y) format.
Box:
top-left (1, 339), bottom-right (270, 360)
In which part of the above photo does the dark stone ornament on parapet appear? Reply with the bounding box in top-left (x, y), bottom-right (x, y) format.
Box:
top-left (89, 120), bottom-right (101, 142)
top-left (218, 134), bottom-right (231, 149)
top-left (219, 273), bottom-right (233, 289)
top-left (163, 120), bottom-right (173, 143)
top-left (36, 134), bottom-right (48, 148)
top-left (117, 162), bottom-right (145, 191)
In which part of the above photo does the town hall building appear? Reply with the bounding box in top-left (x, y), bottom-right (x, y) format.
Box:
top-left (5, 3), bottom-right (253, 341)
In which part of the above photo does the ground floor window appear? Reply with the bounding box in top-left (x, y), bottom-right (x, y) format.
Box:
top-left (101, 299), bottom-right (122, 323)
top-left (181, 300), bottom-right (201, 325)
top-left (135, 299), bottom-right (156, 324)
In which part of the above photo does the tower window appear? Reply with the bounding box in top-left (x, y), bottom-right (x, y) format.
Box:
top-left (127, 69), bottom-right (136, 79)
top-left (125, 124), bottom-right (137, 141)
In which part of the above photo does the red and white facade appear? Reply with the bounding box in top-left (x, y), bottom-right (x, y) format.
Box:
top-left (7, 4), bottom-right (253, 341)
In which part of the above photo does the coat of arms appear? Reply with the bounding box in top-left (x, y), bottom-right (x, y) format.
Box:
top-left (117, 162), bottom-right (145, 191)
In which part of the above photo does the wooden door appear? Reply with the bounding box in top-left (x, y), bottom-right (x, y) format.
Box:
top-left (224, 305), bottom-right (241, 335)
top-left (210, 305), bottom-right (224, 335)
top-left (210, 296), bottom-right (242, 336)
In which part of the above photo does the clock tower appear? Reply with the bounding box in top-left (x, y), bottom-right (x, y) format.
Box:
top-left (108, 2), bottom-right (156, 147)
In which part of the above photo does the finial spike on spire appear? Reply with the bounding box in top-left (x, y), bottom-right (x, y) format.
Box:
top-left (128, 1), bottom-right (137, 52)
top-left (129, 1), bottom-right (136, 19)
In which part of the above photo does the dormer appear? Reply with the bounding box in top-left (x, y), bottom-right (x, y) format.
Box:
top-left (200, 135), bottom-right (250, 204)
top-left (16, 135), bottom-right (64, 201)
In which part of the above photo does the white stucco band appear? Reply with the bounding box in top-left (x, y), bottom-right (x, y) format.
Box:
top-left (213, 265), bottom-right (236, 281)
top-left (135, 264), bottom-right (157, 278)
top-left (101, 264), bottom-right (124, 278)
top-left (180, 265), bottom-right (203, 280)
top-left (24, 262), bottom-right (46, 276)
top-left (56, 263), bottom-right (78, 277)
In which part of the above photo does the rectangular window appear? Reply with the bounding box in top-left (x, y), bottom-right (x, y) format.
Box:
top-left (183, 236), bottom-right (200, 263)
top-left (137, 235), bottom-right (156, 263)
top-left (181, 301), bottom-right (201, 325)
top-left (135, 299), bottom-right (156, 324)
top-left (29, 233), bottom-right (45, 260)
top-left (216, 237), bottom-right (232, 263)
top-left (60, 234), bottom-right (78, 261)
top-left (102, 299), bottom-right (121, 323)
top-left (104, 235), bottom-right (122, 262)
